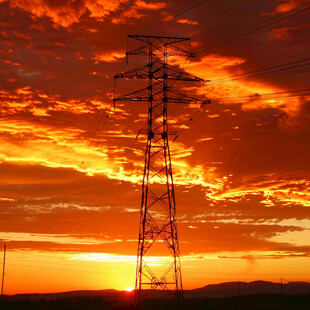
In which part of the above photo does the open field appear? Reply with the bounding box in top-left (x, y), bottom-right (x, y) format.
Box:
top-left (1, 294), bottom-right (310, 310)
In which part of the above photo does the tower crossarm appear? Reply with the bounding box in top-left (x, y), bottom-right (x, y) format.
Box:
top-left (115, 85), bottom-right (211, 105)
top-left (165, 64), bottom-right (204, 82)
top-left (127, 45), bottom-right (192, 58)
top-left (127, 44), bottom-right (193, 58)
top-left (114, 86), bottom-right (150, 102)
top-left (166, 87), bottom-right (211, 105)
top-left (114, 64), bottom-right (149, 79)
top-left (128, 34), bottom-right (189, 44)
top-left (166, 45), bottom-right (193, 57)
top-left (115, 61), bottom-right (205, 82)
top-left (126, 43), bottom-right (149, 56)
top-left (127, 35), bottom-right (193, 58)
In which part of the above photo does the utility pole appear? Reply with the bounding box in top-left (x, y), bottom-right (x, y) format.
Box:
top-left (280, 278), bottom-right (283, 296)
top-left (114, 35), bottom-right (210, 302)
top-left (1, 244), bottom-right (6, 299)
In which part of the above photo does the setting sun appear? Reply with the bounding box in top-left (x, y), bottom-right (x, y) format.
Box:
top-left (126, 287), bottom-right (134, 292)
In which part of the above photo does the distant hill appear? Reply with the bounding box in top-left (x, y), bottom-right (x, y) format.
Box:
top-left (186, 280), bottom-right (310, 299)
top-left (4, 289), bottom-right (133, 302)
top-left (4, 281), bottom-right (310, 301)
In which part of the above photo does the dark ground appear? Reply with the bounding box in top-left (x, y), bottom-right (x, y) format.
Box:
top-left (1, 294), bottom-right (310, 310)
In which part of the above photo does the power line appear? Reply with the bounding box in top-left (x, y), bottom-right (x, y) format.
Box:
top-left (1, 244), bottom-right (6, 299)
top-left (218, 88), bottom-right (310, 101)
top-left (44, 56), bottom-right (125, 234)
top-left (135, 0), bottom-right (211, 35)
top-left (214, 58), bottom-right (310, 81)
top-left (192, 0), bottom-right (269, 40)
top-left (195, 4), bottom-right (310, 53)
top-left (213, 68), bottom-right (310, 83)
top-left (209, 58), bottom-right (310, 84)
top-left (218, 94), bottom-right (310, 105)
top-left (60, 49), bottom-right (127, 203)
top-left (43, 105), bottom-right (113, 234)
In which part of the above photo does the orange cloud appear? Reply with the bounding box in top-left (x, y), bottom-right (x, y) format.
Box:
top-left (0, 232), bottom-right (114, 245)
top-left (177, 18), bottom-right (199, 25)
top-left (185, 55), bottom-right (306, 117)
top-left (274, 0), bottom-right (300, 14)
top-left (93, 51), bottom-right (125, 63)
top-left (209, 175), bottom-right (310, 208)
top-left (7, 0), bottom-right (127, 27)
top-left (262, 0), bottom-right (304, 15)
top-left (190, 54), bottom-right (246, 72)
top-left (271, 23), bottom-right (310, 39)
top-left (2, 58), bottom-right (21, 66)
top-left (86, 0), bottom-right (127, 19)
top-left (111, 0), bottom-right (167, 23)
top-left (0, 86), bottom-right (112, 117)
top-left (135, 0), bottom-right (166, 10)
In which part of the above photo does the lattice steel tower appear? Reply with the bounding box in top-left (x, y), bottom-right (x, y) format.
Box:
top-left (114, 35), bottom-right (209, 301)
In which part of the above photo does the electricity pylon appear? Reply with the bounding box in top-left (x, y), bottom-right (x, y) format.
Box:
top-left (114, 35), bottom-right (210, 301)
top-left (1, 244), bottom-right (6, 299)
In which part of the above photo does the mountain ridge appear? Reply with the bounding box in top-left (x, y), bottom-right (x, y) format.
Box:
top-left (4, 280), bottom-right (310, 301)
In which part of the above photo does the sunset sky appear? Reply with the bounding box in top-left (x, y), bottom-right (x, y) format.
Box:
top-left (0, 0), bottom-right (310, 294)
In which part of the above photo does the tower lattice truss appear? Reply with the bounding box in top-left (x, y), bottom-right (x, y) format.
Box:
top-left (114, 35), bottom-right (210, 300)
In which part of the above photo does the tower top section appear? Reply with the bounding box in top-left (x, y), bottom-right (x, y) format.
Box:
top-left (128, 34), bottom-right (190, 44)
top-left (126, 34), bottom-right (195, 58)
